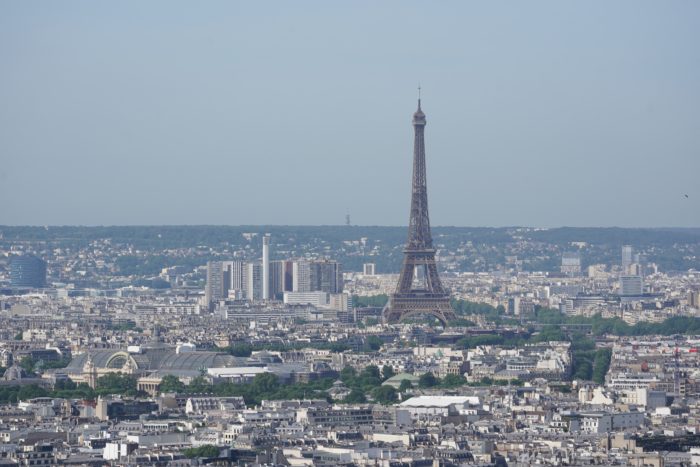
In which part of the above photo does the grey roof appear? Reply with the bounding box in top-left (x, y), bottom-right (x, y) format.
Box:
top-left (157, 352), bottom-right (237, 371)
top-left (66, 349), bottom-right (239, 373)
top-left (65, 350), bottom-right (122, 371)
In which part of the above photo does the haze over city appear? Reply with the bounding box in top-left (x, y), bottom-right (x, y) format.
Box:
top-left (3, 3), bottom-right (700, 466)
top-left (2, 1), bottom-right (699, 227)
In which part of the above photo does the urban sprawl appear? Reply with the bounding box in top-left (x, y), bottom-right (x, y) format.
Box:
top-left (1, 103), bottom-right (700, 466)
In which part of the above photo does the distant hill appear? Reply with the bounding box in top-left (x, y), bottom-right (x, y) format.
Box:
top-left (1, 225), bottom-right (698, 274)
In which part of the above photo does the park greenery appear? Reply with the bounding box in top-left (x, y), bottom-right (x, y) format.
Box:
top-left (340, 365), bottom-right (395, 404)
top-left (353, 296), bottom-right (700, 340)
top-left (533, 308), bottom-right (700, 337)
top-left (352, 294), bottom-right (389, 308)
top-left (19, 356), bottom-right (71, 374)
top-left (0, 372), bottom-right (144, 404)
top-left (107, 321), bottom-right (143, 333)
top-left (158, 373), bottom-right (336, 406)
top-left (182, 445), bottom-right (221, 459)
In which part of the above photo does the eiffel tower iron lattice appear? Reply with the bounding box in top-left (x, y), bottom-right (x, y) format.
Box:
top-left (382, 99), bottom-right (456, 326)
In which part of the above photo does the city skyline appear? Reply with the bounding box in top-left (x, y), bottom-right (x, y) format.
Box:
top-left (2, 2), bottom-right (699, 227)
top-left (2, 3), bottom-right (700, 462)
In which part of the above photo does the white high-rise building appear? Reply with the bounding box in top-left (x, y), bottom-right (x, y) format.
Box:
top-left (292, 261), bottom-right (311, 292)
top-left (262, 235), bottom-right (270, 300)
top-left (223, 260), bottom-right (245, 293)
top-left (622, 245), bottom-right (633, 272)
top-left (244, 263), bottom-right (263, 301)
top-left (363, 263), bottom-right (376, 276)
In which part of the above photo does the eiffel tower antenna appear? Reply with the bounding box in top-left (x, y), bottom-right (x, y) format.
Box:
top-left (382, 97), bottom-right (456, 326)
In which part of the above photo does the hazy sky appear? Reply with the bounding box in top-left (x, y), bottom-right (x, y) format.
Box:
top-left (1, 2), bottom-right (699, 227)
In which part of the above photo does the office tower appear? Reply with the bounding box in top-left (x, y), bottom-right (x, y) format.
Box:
top-left (622, 245), bottom-right (633, 272)
top-left (206, 260), bottom-right (245, 305)
top-left (620, 275), bottom-right (643, 296)
top-left (382, 98), bottom-right (455, 326)
top-left (283, 260), bottom-right (294, 292)
top-left (9, 254), bottom-right (47, 288)
top-left (292, 261), bottom-right (311, 292)
top-left (244, 262), bottom-right (262, 301)
top-left (221, 262), bottom-right (233, 299)
top-left (507, 297), bottom-right (521, 315)
top-left (690, 291), bottom-right (700, 309)
top-left (269, 260), bottom-right (288, 300)
top-left (262, 235), bottom-right (270, 300)
top-left (205, 261), bottom-right (225, 305)
top-left (310, 259), bottom-right (343, 294)
top-left (363, 263), bottom-right (376, 276)
top-left (561, 252), bottom-right (582, 276)
top-left (224, 260), bottom-right (245, 295)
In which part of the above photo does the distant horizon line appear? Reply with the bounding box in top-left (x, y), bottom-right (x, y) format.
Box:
top-left (1, 224), bottom-right (699, 230)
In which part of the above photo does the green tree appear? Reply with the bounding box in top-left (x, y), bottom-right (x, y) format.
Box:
top-left (228, 343), bottom-right (253, 357)
top-left (447, 318), bottom-right (476, 327)
top-left (188, 375), bottom-right (212, 394)
top-left (592, 348), bottom-right (613, 384)
top-left (53, 379), bottom-right (77, 391)
top-left (573, 360), bottom-right (593, 381)
top-left (159, 375), bottom-right (186, 393)
top-left (418, 372), bottom-right (439, 388)
top-left (352, 294), bottom-right (389, 308)
top-left (371, 385), bottom-right (397, 405)
top-left (18, 357), bottom-right (35, 374)
top-left (252, 373), bottom-right (280, 394)
top-left (340, 366), bottom-right (357, 384)
top-left (182, 445), bottom-right (220, 459)
top-left (441, 374), bottom-right (467, 388)
top-left (361, 365), bottom-right (381, 380)
top-left (456, 334), bottom-right (505, 349)
top-left (343, 389), bottom-right (367, 404)
top-left (532, 325), bottom-right (566, 343)
top-left (364, 336), bottom-right (383, 352)
top-left (381, 365), bottom-right (395, 381)
top-left (398, 379), bottom-right (413, 392)
top-left (40, 357), bottom-right (71, 370)
top-left (355, 365), bottom-right (382, 390)
top-left (96, 373), bottom-right (139, 396)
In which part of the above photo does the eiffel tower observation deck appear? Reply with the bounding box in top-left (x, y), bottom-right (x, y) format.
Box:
top-left (382, 97), bottom-right (456, 326)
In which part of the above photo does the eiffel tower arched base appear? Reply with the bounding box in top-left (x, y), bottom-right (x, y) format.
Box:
top-left (382, 295), bottom-right (456, 327)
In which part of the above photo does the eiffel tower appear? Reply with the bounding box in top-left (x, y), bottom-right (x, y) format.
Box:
top-left (383, 97), bottom-right (456, 326)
